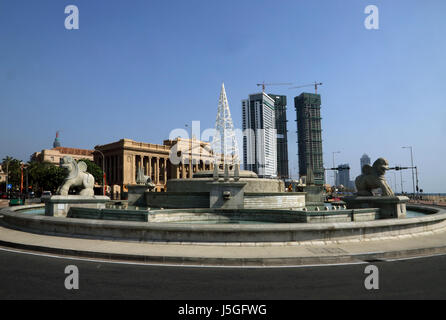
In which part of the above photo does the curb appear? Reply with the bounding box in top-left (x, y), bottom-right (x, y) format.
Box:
top-left (2, 238), bottom-right (446, 267)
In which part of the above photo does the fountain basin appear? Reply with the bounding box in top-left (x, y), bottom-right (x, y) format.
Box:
top-left (1, 204), bottom-right (445, 244)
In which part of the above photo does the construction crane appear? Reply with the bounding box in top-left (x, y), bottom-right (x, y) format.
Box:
top-left (289, 82), bottom-right (323, 94)
top-left (256, 82), bottom-right (293, 93)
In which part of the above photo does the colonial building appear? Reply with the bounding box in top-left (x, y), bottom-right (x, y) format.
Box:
top-left (94, 138), bottom-right (213, 195)
top-left (30, 132), bottom-right (94, 165)
top-left (31, 147), bottom-right (94, 165)
top-left (0, 165), bottom-right (6, 184)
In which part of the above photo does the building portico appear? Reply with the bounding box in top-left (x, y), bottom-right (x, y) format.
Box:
top-left (94, 138), bottom-right (213, 197)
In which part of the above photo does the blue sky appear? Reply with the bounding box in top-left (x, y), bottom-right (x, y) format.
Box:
top-left (0, 0), bottom-right (445, 192)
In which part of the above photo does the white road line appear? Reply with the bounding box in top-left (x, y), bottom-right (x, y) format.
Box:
top-left (3, 245), bottom-right (444, 268)
top-left (0, 246), bottom-right (367, 269)
top-left (386, 252), bottom-right (446, 262)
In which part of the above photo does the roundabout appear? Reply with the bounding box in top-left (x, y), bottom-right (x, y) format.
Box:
top-left (2, 237), bottom-right (446, 300)
top-left (1, 203), bottom-right (446, 267)
top-left (1, 85), bottom-right (438, 267)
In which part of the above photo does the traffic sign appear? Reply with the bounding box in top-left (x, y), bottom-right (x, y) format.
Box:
top-left (6, 184), bottom-right (12, 190)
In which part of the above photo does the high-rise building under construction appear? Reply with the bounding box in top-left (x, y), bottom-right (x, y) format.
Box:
top-left (295, 93), bottom-right (324, 185)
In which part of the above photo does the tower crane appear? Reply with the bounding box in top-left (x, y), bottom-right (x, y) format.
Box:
top-left (256, 82), bottom-right (293, 93)
top-left (289, 82), bottom-right (323, 94)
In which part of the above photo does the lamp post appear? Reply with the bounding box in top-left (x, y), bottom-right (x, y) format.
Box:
top-left (185, 124), bottom-right (192, 178)
top-left (5, 161), bottom-right (9, 194)
top-left (402, 146), bottom-right (415, 199)
top-left (332, 151), bottom-right (340, 186)
top-left (95, 149), bottom-right (106, 196)
top-left (393, 171), bottom-right (398, 194)
top-left (415, 166), bottom-right (419, 198)
top-left (399, 165), bottom-right (404, 194)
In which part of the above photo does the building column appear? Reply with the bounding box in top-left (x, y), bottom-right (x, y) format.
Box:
top-left (118, 155), bottom-right (122, 184)
top-left (155, 157), bottom-right (160, 184)
top-left (134, 155), bottom-right (138, 183)
top-left (130, 154), bottom-right (136, 184)
top-left (148, 156), bottom-right (152, 180)
top-left (111, 155), bottom-right (114, 184)
top-left (107, 156), bottom-right (111, 185)
top-left (163, 158), bottom-right (167, 183)
top-left (114, 155), bottom-right (118, 184)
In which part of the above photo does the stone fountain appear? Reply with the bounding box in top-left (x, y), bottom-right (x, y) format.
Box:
top-left (131, 84), bottom-right (306, 210)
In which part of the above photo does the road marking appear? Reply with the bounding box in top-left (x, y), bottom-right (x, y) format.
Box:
top-left (3, 245), bottom-right (445, 269)
top-left (386, 252), bottom-right (446, 262)
top-left (0, 246), bottom-right (367, 269)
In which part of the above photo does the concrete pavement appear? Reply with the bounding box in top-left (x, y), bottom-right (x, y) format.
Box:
top-left (1, 218), bottom-right (446, 266)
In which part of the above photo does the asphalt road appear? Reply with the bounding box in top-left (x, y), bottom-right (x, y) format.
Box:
top-left (1, 248), bottom-right (446, 300)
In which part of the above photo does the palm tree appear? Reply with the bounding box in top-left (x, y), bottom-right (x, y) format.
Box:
top-left (2, 156), bottom-right (13, 166)
top-left (2, 156), bottom-right (13, 193)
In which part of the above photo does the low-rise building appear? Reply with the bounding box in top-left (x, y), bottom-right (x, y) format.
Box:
top-left (94, 138), bottom-right (213, 196)
top-left (0, 165), bottom-right (6, 184)
top-left (31, 147), bottom-right (94, 165)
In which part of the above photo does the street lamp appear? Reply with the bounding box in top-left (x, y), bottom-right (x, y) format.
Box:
top-left (5, 161), bottom-right (9, 194)
top-left (402, 146), bottom-right (416, 199)
top-left (94, 149), bottom-right (106, 196)
top-left (399, 165), bottom-right (404, 194)
top-left (332, 151), bottom-right (340, 186)
top-left (393, 171), bottom-right (398, 194)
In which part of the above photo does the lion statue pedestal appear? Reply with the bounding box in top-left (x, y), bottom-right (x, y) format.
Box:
top-left (44, 156), bottom-right (110, 217)
top-left (343, 195), bottom-right (409, 219)
top-left (343, 157), bottom-right (408, 219)
top-left (45, 195), bottom-right (110, 217)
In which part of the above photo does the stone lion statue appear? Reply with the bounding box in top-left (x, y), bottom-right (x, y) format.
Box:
top-left (57, 156), bottom-right (95, 196)
top-left (355, 157), bottom-right (394, 196)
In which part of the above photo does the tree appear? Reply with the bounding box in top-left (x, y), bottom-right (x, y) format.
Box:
top-left (78, 159), bottom-right (103, 184)
top-left (1, 157), bottom-right (22, 191)
top-left (1, 156), bottom-right (13, 192)
top-left (2, 156), bottom-right (13, 167)
top-left (27, 161), bottom-right (65, 194)
top-left (10, 158), bottom-right (103, 195)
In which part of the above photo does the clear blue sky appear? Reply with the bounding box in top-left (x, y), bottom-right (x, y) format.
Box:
top-left (0, 0), bottom-right (445, 192)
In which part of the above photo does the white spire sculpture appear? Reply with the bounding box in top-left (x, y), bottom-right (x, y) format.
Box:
top-left (211, 83), bottom-right (240, 181)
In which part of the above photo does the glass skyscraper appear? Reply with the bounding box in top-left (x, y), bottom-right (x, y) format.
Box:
top-left (242, 93), bottom-right (277, 178)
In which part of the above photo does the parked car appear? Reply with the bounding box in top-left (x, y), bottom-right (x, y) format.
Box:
top-left (41, 191), bottom-right (52, 203)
